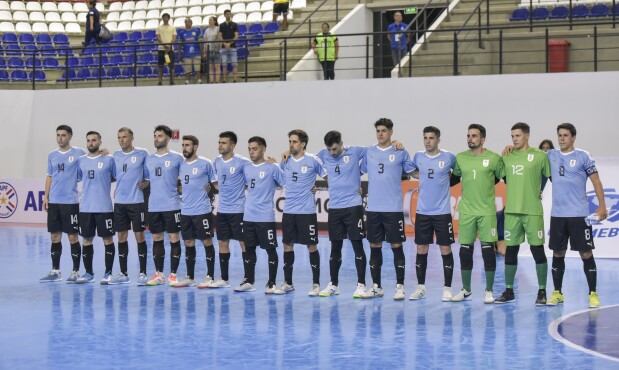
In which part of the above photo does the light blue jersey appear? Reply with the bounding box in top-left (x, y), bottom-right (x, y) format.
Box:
top-left (77, 154), bottom-right (116, 213)
top-left (180, 156), bottom-right (217, 216)
top-left (281, 153), bottom-right (326, 214)
top-left (214, 154), bottom-right (250, 213)
top-left (361, 145), bottom-right (415, 212)
top-left (548, 148), bottom-right (597, 217)
top-left (412, 150), bottom-right (456, 215)
top-left (317, 146), bottom-right (366, 209)
top-left (243, 162), bottom-right (285, 222)
top-left (113, 147), bottom-right (149, 204)
top-left (144, 151), bottom-right (184, 212)
top-left (46, 147), bottom-right (87, 204)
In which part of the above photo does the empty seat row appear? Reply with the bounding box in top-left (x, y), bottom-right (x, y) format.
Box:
top-left (2, 33), bottom-right (70, 45)
top-left (0, 10), bottom-right (88, 23)
top-left (511, 4), bottom-right (619, 20)
top-left (56, 65), bottom-right (186, 81)
top-left (519, 0), bottom-right (615, 6)
top-left (0, 69), bottom-right (46, 81)
top-left (108, 0), bottom-right (298, 12)
top-left (0, 1), bottom-right (103, 13)
top-left (105, 2), bottom-right (276, 21)
top-left (1, 44), bottom-right (73, 56)
top-left (0, 21), bottom-right (81, 34)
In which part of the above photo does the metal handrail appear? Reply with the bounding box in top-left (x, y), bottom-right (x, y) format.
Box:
top-left (282, 0), bottom-right (335, 44)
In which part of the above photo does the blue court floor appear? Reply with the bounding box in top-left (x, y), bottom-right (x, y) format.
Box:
top-left (1, 225), bottom-right (618, 370)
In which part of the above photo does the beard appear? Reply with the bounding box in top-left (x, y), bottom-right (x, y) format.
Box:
top-left (88, 146), bottom-right (99, 154)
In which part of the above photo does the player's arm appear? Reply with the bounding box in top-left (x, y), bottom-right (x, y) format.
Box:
top-left (502, 145), bottom-right (515, 156)
top-left (43, 175), bottom-right (52, 212)
top-left (589, 172), bottom-right (608, 221)
top-left (449, 173), bottom-right (461, 187)
top-left (392, 140), bottom-right (405, 150)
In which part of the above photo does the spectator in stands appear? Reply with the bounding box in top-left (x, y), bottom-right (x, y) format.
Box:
top-left (83, 0), bottom-right (101, 46)
top-left (218, 10), bottom-right (239, 83)
top-left (179, 18), bottom-right (202, 84)
top-left (312, 23), bottom-right (339, 80)
top-left (202, 16), bottom-right (222, 84)
top-left (539, 139), bottom-right (554, 152)
top-left (157, 13), bottom-right (177, 86)
top-left (387, 11), bottom-right (410, 72)
top-left (273, 0), bottom-right (290, 31)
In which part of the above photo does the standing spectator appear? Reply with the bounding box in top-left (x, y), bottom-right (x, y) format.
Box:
top-left (387, 11), bottom-right (410, 71)
top-left (312, 23), bottom-right (339, 80)
top-left (156, 13), bottom-right (177, 86)
top-left (273, 0), bottom-right (290, 31)
top-left (178, 18), bottom-right (202, 84)
top-left (539, 139), bottom-right (554, 152)
top-left (202, 16), bottom-right (222, 84)
top-left (218, 10), bottom-right (239, 83)
top-left (83, 0), bottom-right (101, 46)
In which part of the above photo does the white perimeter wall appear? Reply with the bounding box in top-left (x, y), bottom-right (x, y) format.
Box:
top-left (1, 71), bottom-right (618, 178)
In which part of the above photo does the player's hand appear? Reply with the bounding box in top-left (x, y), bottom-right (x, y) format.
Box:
top-left (43, 198), bottom-right (49, 212)
top-left (502, 145), bottom-right (515, 156)
top-left (596, 206), bottom-right (608, 221)
top-left (266, 156), bottom-right (277, 164)
top-left (99, 148), bottom-right (110, 155)
top-left (138, 180), bottom-right (149, 190)
top-left (281, 150), bottom-right (291, 162)
top-left (357, 187), bottom-right (362, 195)
top-left (393, 140), bottom-right (405, 150)
top-left (311, 185), bottom-right (317, 194)
top-left (204, 183), bottom-right (211, 192)
top-left (411, 169), bottom-right (419, 179)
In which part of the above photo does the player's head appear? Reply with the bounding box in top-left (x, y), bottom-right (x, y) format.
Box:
top-left (248, 136), bottom-right (267, 162)
top-left (153, 125), bottom-right (172, 150)
top-left (117, 127), bottom-right (134, 151)
top-left (224, 9), bottom-right (231, 21)
top-left (374, 118), bottom-right (394, 146)
top-left (288, 129), bottom-right (308, 156)
top-left (56, 124), bottom-right (73, 148)
top-left (218, 131), bottom-right (237, 155)
top-left (467, 123), bottom-right (486, 149)
top-left (538, 139), bottom-right (554, 152)
top-left (184, 17), bottom-right (193, 29)
top-left (182, 135), bottom-right (199, 159)
top-left (394, 11), bottom-right (402, 23)
top-left (556, 123), bottom-right (576, 152)
top-left (324, 130), bottom-right (344, 157)
top-left (86, 131), bottom-right (102, 154)
top-left (510, 122), bottom-right (530, 150)
top-left (423, 126), bottom-right (441, 152)
top-left (161, 13), bottom-right (170, 24)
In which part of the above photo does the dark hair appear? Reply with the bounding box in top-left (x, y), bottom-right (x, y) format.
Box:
top-left (557, 122), bottom-right (577, 137)
top-left (182, 135), bottom-right (199, 146)
top-left (219, 131), bottom-right (237, 144)
top-left (423, 126), bottom-right (441, 139)
top-left (89, 0), bottom-right (96, 6)
top-left (224, 9), bottom-right (231, 14)
top-left (248, 136), bottom-right (266, 147)
top-left (154, 125), bottom-right (172, 138)
top-left (86, 131), bottom-right (101, 139)
top-left (322, 22), bottom-right (329, 28)
top-left (209, 16), bottom-right (218, 26)
top-left (162, 13), bottom-right (170, 18)
top-left (511, 122), bottom-right (530, 134)
top-left (323, 130), bottom-right (342, 147)
top-left (394, 11), bottom-right (403, 17)
top-left (468, 123), bottom-right (486, 138)
top-left (374, 118), bottom-right (394, 130)
top-left (118, 127), bottom-right (133, 136)
top-left (538, 139), bottom-right (554, 150)
top-left (56, 125), bottom-right (73, 136)
top-left (288, 129), bottom-right (309, 146)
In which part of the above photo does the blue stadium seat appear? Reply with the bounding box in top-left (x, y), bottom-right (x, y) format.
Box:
top-left (81, 47), bottom-right (96, 55)
top-left (138, 53), bottom-right (155, 65)
top-left (110, 45), bottom-right (126, 54)
top-left (112, 32), bottom-right (128, 44)
top-left (141, 30), bottom-right (156, 41)
top-left (39, 45), bottom-right (58, 56)
top-left (613, 4), bottom-right (619, 15)
top-left (109, 55), bottom-right (124, 66)
top-left (22, 44), bottom-right (38, 55)
top-left (95, 55), bottom-right (109, 66)
top-left (19, 33), bottom-right (35, 44)
top-left (80, 56), bottom-right (95, 67)
top-left (236, 35), bottom-right (247, 48)
top-left (238, 24), bottom-right (247, 35)
top-left (571, 5), bottom-right (589, 18)
top-left (0, 70), bottom-right (8, 81)
top-left (548, 6), bottom-right (568, 19)
top-left (162, 66), bottom-right (170, 76)
top-left (5, 44), bottom-right (22, 55)
top-left (107, 67), bottom-right (121, 79)
top-left (57, 69), bottom-right (77, 81)
top-left (124, 41), bottom-right (140, 54)
top-left (121, 67), bottom-right (135, 78)
top-left (53, 34), bottom-right (70, 45)
top-left (0, 57), bottom-right (5, 69)
top-left (43, 57), bottom-right (59, 69)
top-left (247, 23), bottom-right (263, 35)
top-left (2, 33), bottom-right (18, 44)
top-left (63, 56), bottom-right (80, 68)
top-left (29, 70), bottom-right (46, 81)
top-left (532, 7), bottom-right (549, 20)
top-left (128, 31), bottom-right (143, 43)
top-left (26, 57), bottom-right (42, 68)
top-left (510, 8), bottom-right (530, 21)
top-left (263, 22), bottom-right (279, 34)
top-left (77, 68), bottom-right (91, 80)
top-left (123, 53), bottom-right (135, 65)
top-left (590, 4), bottom-right (609, 17)
top-left (8, 57), bottom-right (24, 68)
top-left (89, 68), bottom-right (106, 80)
top-left (138, 42), bottom-right (156, 52)
top-left (237, 47), bottom-right (249, 60)
top-left (174, 64), bottom-right (185, 76)
top-left (249, 33), bottom-right (264, 46)
top-left (137, 66), bottom-right (153, 78)
top-left (11, 70), bottom-right (28, 81)
top-left (36, 34), bottom-right (53, 45)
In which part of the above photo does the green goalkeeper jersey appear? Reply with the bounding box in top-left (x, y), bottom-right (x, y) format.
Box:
top-left (500, 147), bottom-right (551, 215)
top-left (453, 149), bottom-right (503, 216)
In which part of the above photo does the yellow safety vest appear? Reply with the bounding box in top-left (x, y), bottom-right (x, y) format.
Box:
top-left (315, 32), bottom-right (337, 62)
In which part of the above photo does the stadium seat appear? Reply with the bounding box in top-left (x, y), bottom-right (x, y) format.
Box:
top-left (57, 2), bottom-right (73, 13)
top-left (2, 32), bottom-right (17, 43)
top-left (121, 66), bottom-right (135, 78)
top-left (188, 6), bottom-right (201, 16)
top-left (231, 3), bottom-right (245, 13)
top-left (118, 21), bottom-right (132, 31)
top-left (0, 0), bottom-right (7, 11)
top-left (548, 6), bottom-right (568, 19)
top-left (61, 13), bottom-right (78, 23)
top-left (135, 0), bottom-right (148, 11)
top-left (191, 16), bottom-right (202, 26)
top-left (42, 2), bottom-right (58, 12)
top-left (77, 68), bottom-right (91, 80)
top-left (112, 32), bottom-right (129, 44)
top-left (74, 3), bottom-right (88, 13)
top-left (291, 0), bottom-right (306, 9)
top-left (203, 5), bottom-right (216, 15)
top-left (77, 13), bottom-right (87, 24)
top-left (137, 65), bottom-right (153, 78)
top-left (237, 24), bottom-right (247, 34)
top-left (613, 4), bottom-right (619, 16)
top-left (162, 0), bottom-right (175, 8)
top-left (30, 12), bottom-right (46, 23)
top-left (263, 22), bottom-right (279, 34)
top-left (132, 20), bottom-right (146, 30)
top-left (106, 22), bottom-right (119, 32)
top-left (177, 0), bottom-right (189, 8)
top-left (174, 8), bottom-right (188, 18)
top-left (107, 12), bottom-right (120, 22)
top-left (248, 33), bottom-right (264, 46)
top-left (66, 23), bottom-right (82, 34)
top-left (89, 67), bottom-right (106, 80)
top-left (236, 34), bottom-right (247, 47)
top-left (509, 8), bottom-right (529, 21)
top-left (247, 23), bottom-right (263, 34)
top-left (128, 31), bottom-right (143, 42)
top-left (122, 1), bottom-right (136, 11)
top-left (138, 53), bottom-right (155, 64)
top-left (237, 47), bottom-right (248, 59)
top-left (174, 64), bottom-right (185, 76)
top-left (45, 12), bottom-right (61, 23)
top-left (173, 18), bottom-right (184, 28)
top-left (263, 11), bottom-right (274, 22)
top-left (0, 57), bottom-right (5, 68)
top-left (64, 56), bottom-right (80, 68)
top-left (217, 14), bottom-right (226, 24)
top-left (246, 2), bottom-right (260, 12)
top-left (16, 22), bottom-right (32, 33)
top-left (189, 0), bottom-right (201, 6)
top-left (531, 7), bottom-right (549, 20)
top-left (0, 21), bottom-right (14, 33)
top-left (26, 1), bottom-right (42, 12)
top-left (590, 4), bottom-right (609, 17)
top-left (246, 11), bottom-right (261, 23)
top-left (133, 10), bottom-right (147, 20)
top-left (0, 70), bottom-right (8, 81)
top-left (145, 19), bottom-right (160, 30)
top-left (11, 70), bottom-right (28, 81)
top-left (572, 5), bottom-right (589, 18)
top-left (147, 0), bottom-right (162, 10)
top-left (161, 8), bottom-right (174, 17)
top-left (57, 69), bottom-right (77, 82)
top-left (26, 57), bottom-right (42, 69)
top-left (43, 57), bottom-right (59, 69)
top-left (261, 1), bottom-right (273, 12)
top-left (36, 34), bottom-right (53, 45)
top-left (80, 56), bottom-right (95, 67)
top-left (22, 44), bottom-right (38, 55)
top-left (53, 34), bottom-right (70, 45)
top-left (39, 44), bottom-right (58, 56)
top-left (120, 11), bottom-right (133, 21)
top-left (123, 53), bottom-right (135, 65)
top-left (8, 57), bottom-right (24, 68)
top-left (32, 23), bottom-right (49, 33)
top-left (0, 10), bottom-right (11, 21)
top-left (109, 2), bottom-right (123, 12)
top-left (12, 11), bottom-right (28, 22)
top-left (108, 54), bottom-right (124, 66)
top-left (5, 44), bottom-right (21, 55)
top-left (19, 33), bottom-right (35, 44)
top-left (142, 30), bottom-right (157, 41)
top-left (29, 70), bottom-right (46, 81)
top-left (216, 4), bottom-right (229, 14)
top-left (10, 1), bottom-right (25, 12)
top-left (49, 23), bottom-right (66, 34)
top-left (107, 66), bottom-right (122, 79)
top-left (146, 9), bottom-right (160, 20)
top-left (233, 13), bottom-right (247, 23)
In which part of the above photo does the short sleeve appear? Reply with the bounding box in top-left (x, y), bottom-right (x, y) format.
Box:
top-left (453, 157), bottom-right (462, 176)
top-left (402, 151), bottom-right (416, 173)
top-left (314, 157), bottom-right (327, 178)
top-left (541, 152), bottom-right (551, 178)
top-left (47, 154), bottom-right (53, 176)
top-left (273, 165), bottom-right (285, 187)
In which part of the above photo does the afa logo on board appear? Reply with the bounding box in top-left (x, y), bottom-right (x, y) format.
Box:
top-left (0, 182), bottom-right (18, 219)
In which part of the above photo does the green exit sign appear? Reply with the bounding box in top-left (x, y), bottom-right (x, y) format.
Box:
top-left (404, 7), bottom-right (418, 14)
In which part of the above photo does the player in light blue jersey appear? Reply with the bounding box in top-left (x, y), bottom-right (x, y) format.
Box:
top-left (174, 135), bottom-right (219, 288)
top-left (276, 129), bottom-right (327, 296)
top-left (74, 131), bottom-right (117, 285)
top-left (110, 127), bottom-right (149, 285)
top-left (212, 131), bottom-right (250, 288)
top-left (233, 136), bottom-right (285, 294)
top-left (409, 126), bottom-right (457, 302)
top-left (360, 118), bottom-right (415, 300)
top-left (40, 125), bottom-right (87, 283)
top-left (547, 123), bottom-right (607, 308)
top-left (144, 125), bottom-right (184, 286)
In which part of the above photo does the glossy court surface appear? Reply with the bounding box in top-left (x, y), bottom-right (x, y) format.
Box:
top-left (1, 226), bottom-right (618, 369)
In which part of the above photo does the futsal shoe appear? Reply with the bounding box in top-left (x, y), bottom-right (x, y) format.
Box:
top-left (197, 275), bottom-right (214, 289)
top-left (451, 288), bottom-right (472, 302)
top-left (75, 273), bottom-right (95, 284)
top-left (209, 278), bottom-right (230, 288)
top-left (362, 284), bottom-right (384, 299)
top-left (174, 276), bottom-right (197, 288)
top-left (408, 285), bottom-right (426, 300)
top-left (352, 283), bottom-right (367, 298)
top-left (137, 273), bottom-right (148, 286)
top-left (546, 290), bottom-right (564, 306)
top-left (535, 289), bottom-right (547, 306)
top-left (100, 272), bottom-right (112, 285)
top-left (146, 272), bottom-right (166, 286)
top-left (319, 282), bottom-right (340, 297)
top-left (484, 291), bottom-right (495, 304)
top-left (234, 279), bottom-right (256, 292)
top-left (274, 282), bottom-right (295, 295)
top-left (40, 270), bottom-right (62, 283)
top-left (589, 292), bottom-right (600, 308)
top-left (442, 286), bottom-right (453, 302)
top-left (394, 284), bottom-right (406, 301)
top-left (494, 290), bottom-right (515, 304)
top-left (108, 273), bottom-right (130, 285)
top-left (66, 271), bottom-right (79, 284)
top-left (168, 273), bottom-right (178, 287)
top-left (265, 282), bottom-right (277, 294)
top-left (308, 284), bottom-right (321, 297)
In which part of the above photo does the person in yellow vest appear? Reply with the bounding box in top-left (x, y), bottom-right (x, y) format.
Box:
top-left (312, 23), bottom-right (339, 80)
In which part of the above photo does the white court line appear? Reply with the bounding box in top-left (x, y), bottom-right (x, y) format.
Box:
top-left (548, 304), bottom-right (619, 363)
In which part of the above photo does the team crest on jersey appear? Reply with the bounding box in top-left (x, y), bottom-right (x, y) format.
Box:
top-left (483, 159), bottom-right (489, 167)
top-left (98, 162), bottom-right (103, 169)
top-left (527, 154), bottom-right (534, 162)
top-left (570, 159), bottom-right (576, 167)
top-left (301, 166), bottom-right (308, 173)
top-left (230, 167), bottom-right (236, 174)
top-left (192, 168), bottom-right (198, 174)
top-left (389, 154), bottom-right (395, 162)
top-left (131, 156), bottom-right (137, 163)
top-left (69, 156), bottom-right (74, 163)
top-left (259, 171), bottom-right (265, 179)
top-left (165, 161), bottom-right (170, 168)
top-left (438, 161), bottom-right (445, 169)
top-left (343, 156), bottom-right (349, 163)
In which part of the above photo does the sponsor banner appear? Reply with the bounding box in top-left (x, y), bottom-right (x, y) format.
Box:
top-left (0, 179), bottom-right (47, 223)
